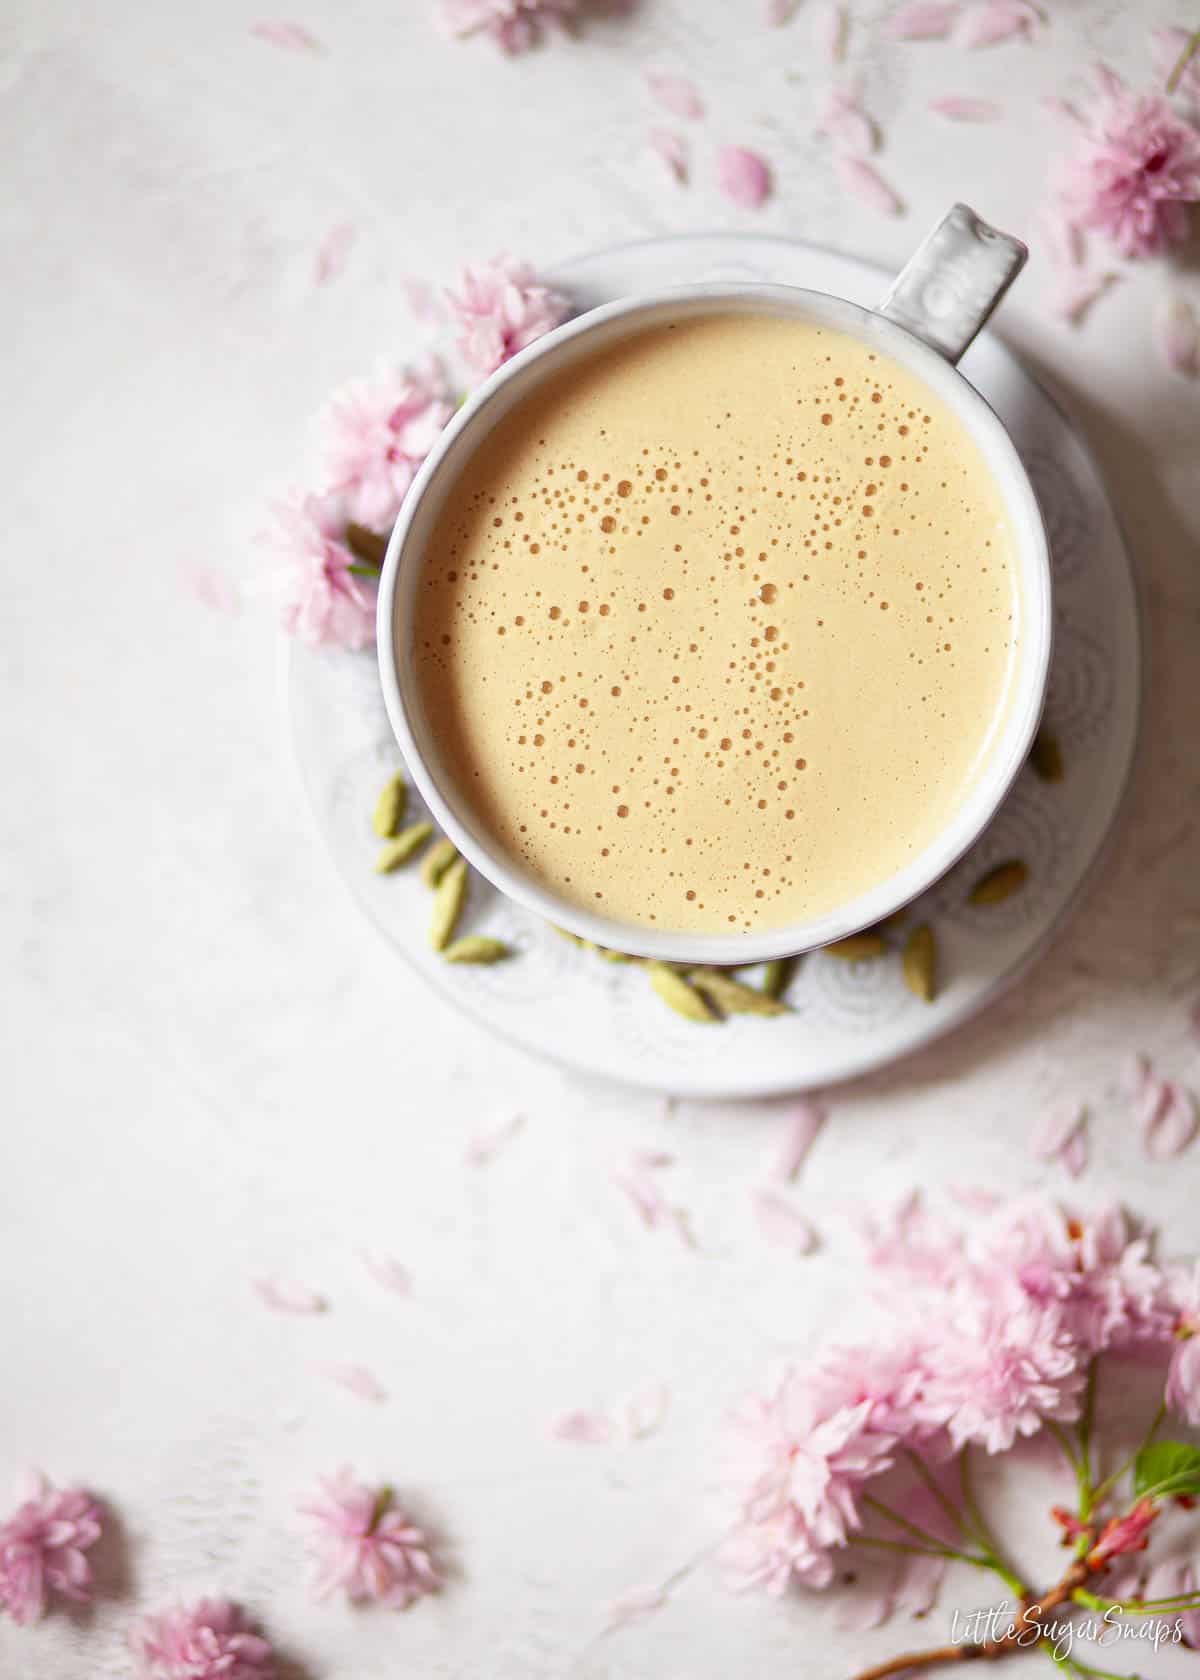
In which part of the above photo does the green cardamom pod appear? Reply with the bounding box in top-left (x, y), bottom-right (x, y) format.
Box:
top-left (823, 932), bottom-right (888, 961)
top-left (688, 968), bottom-right (789, 1017)
top-left (374, 821), bottom-right (432, 873)
top-left (969, 859), bottom-right (1028, 905)
top-left (372, 771), bottom-right (408, 838)
top-left (429, 857), bottom-right (469, 950)
top-left (760, 956), bottom-right (797, 999)
top-left (345, 522), bottom-right (389, 569)
top-left (420, 837), bottom-right (459, 889)
top-left (442, 935), bottom-right (511, 965)
top-left (647, 961), bottom-right (717, 1022)
top-left (901, 924), bottom-right (937, 1003)
top-left (1030, 725), bottom-right (1065, 783)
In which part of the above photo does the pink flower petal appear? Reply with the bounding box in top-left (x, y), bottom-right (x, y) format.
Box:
top-left (836, 1571), bottom-right (894, 1629)
top-left (253, 1276), bottom-right (328, 1314)
top-left (181, 565), bottom-right (240, 613)
top-left (1041, 94), bottom-right (1085, 125)
top-left (1141, 1080), bottom-right (1198, 1160)
top-left (400, 275), bottom-right (439, 322)
top-left (551, 1409), bottom-right (612, 1444)
top-left (814, 1), bottom-right (848, 62)
top-left (604, 1585), bottom-right (668, 1629)
top-left (817, 88), bottom-right (879, 156)
top-left (834, 153), bottom-right (904, 215)
top-left (464, 1111), bottom-right (525, 1165)
top-left (772, 1098), bottom-right (826, 1181)
top-left (960, 1), bottom-right (1037, 49)
top-left (929, 95), bottom-right (1003, 121)
top-left (621, 1383), bottom-right (671, 1440)
top-left (893, 1552), bottom-right (947, 1616)
top-left (1039, 207), bottom-right (1084, 270)
top-left (251, 19), bottom-right (323, 51)
top-left (1092, 61), bottom-right (1125, 101)
top-left (613, 1153), bottom-right (694, 1245)
top-left (314, 220), bottom-right (356, 286)
top-left (649, 128), bottom-right (689, 184)
top-left (885, 1), bottom-right (960, 41)
top-left (645, 71), bottom-right (705, 121)
top-left (1029, 1101), bottom-right (1086, 1163)
top-left (946, 1184), bottom-right (1004, 1213)
top-left (717, 145), bottom-right (772, 208)
top-left (1120, 1051), bottom-right (1153, 1099)
top-left (766, 0), bottom-right (801, 23)
top-left (317, 1362), bottom-right (387, 1402)
top-left (1060, 1126), bottom-right (1089, 1179)
top-left (1191, 999), bottom-right (1200, 1040)
top-left (613, 1169), bottom-right (664, 1227)
top-left (1158, 294), bottom-right (1199, 377)
top-left (1053, 269), bottom-right (1118, 325)
top-left (360, 1253), bottom-right (412, 1296)
top-left (750, 1187), bottom-right (818, 1254)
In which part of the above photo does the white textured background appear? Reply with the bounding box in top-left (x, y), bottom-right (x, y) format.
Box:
top-left (3, 1), bottom-right (1199, 1675)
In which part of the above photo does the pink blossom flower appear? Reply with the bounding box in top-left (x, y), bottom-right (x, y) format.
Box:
top-left (1056, 69), bottom-right (1200, 258)
top-left (440, 0), bottom-right (575, 54)
top-left (857, 1192), bottom-right (964, 1288)
top-left (1166, 1262), bottom-right (1200, 1426)
top-left (917, 1271), bottom-right (1085, 1453)
top-left (727, 1371), bottom-right (896, 1592)
top-left (0, 1472), bottom-right (102, 1625)
top-left (132, 1600), bottom-right (275, 1680)
top-left (301, 1469), bottom-right (440, 1608)
top-left (447, 257), bottom-right (568, 377)
top-left (810, 1338), bottom-right (938, 1443)
top-left (1088, 1498), bottom-right (1159, 1568)
top-left (320, 357), bottom-right (454, 530)
top-left (988, 1201), bottom-right (1174, 1355)
top-left (266, 490), bottom-right (376, 650)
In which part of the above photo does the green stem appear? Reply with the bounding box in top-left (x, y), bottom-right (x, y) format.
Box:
top-left (903, 1448), bottom-right (967, 1539)
top-left (852, 1534), bottom-right (962, 1562)
top-left (955, 1448), bottom-right (1030, 1600)
top-left (346, 562), bottom-right (382, 579)
top-left (1091, 1401), bottom-right (1166, 1510)
top-left (861, 1493), bottom-right (973, 1557)
top-left (1075, 1587), bottom-right (1200, 1616)
top-left (1047, 1418), bottom-right (1083, 1474)
top-left (1166, 28), bottom-right (1200, 93)
top-left (1076, 1362), bottom-right (1098, 1519)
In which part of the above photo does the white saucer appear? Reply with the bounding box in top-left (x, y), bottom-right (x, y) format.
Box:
top-left (287, 234), bottom-right (1142, 1098)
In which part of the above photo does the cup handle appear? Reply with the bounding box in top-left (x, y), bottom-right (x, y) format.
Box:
top-left (875, 203), bottom-right (1028, 366)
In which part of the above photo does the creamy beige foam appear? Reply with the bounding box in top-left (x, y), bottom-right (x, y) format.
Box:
top-left (412, 314), bottom-right (1019, 934)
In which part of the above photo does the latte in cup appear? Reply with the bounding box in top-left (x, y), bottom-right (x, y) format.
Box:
top-left (412, 312), bottom-right (1020, 934)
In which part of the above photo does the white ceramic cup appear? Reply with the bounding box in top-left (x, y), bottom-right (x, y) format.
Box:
top-left (377, 206), bottom-right (1052, 965)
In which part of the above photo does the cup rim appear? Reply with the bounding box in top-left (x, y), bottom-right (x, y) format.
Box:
top-left (376, 282), bottom-right (1052, 965)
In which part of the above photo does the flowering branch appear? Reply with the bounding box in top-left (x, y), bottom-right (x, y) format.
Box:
top-left (726, 1200), bottom-right (1200, 1677)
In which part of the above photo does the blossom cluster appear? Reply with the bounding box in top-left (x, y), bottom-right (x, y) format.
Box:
top-left (269, 258), bottom-right (567, 650)
top-left (0, 1467), bottom-right (438, 1676)
top-left (1055, 65), bottom-right (1200, 260)
top-left (727, 1196), bottom-right (1199, 1597)
top-left (439, 0), bottom-right (576, 56)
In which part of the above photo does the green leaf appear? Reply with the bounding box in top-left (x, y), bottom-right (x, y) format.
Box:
top-left (1133, 1440), bottom-right (1200, 1501)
